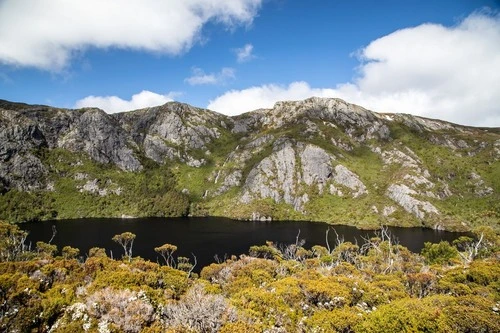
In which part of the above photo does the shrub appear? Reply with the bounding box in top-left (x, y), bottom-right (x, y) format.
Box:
top-left (421, 241), bottom-right (459, 265)
top-left (85, 287), bottom-right (154, 333)
top-left (61, 246), bottom-right (80, 260)
top-left (302, 307), bottom-right (362, 333)
top-left (162, 283), bottom-right (231, 332)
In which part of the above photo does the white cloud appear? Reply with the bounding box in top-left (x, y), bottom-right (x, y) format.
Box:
top-left (337, 11), bottom-right (500, 127)
top-left (0, 0), bottom-right (262, 71)
top-left (235, 43), bottom-right (255, 62)
top-left (209, 12), bottom-right (500, 127)
top-left (185, 67), bottom-right (235, 85)
top-left (74, 90), bottom-right (179, 113)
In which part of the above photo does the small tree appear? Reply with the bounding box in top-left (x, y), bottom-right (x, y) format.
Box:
top-left (177, 254), bottom-right (197, 278)
top-left (112, 232), bottom-right (136, 262)
top-left (154, 243), bottom-right (177, 267)
top-left (454, 226), bottom-right (500, 265)
top-left (0, 222), bottom-right (30, 262)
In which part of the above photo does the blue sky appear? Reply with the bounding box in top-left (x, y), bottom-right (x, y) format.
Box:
top-left (0, 0), bottom-right (499, 126)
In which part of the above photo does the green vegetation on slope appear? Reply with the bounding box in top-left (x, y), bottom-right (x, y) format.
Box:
top-left (0, 149), bottom-right (190, 222)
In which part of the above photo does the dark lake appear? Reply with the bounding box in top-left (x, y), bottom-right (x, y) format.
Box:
top-left (21, 217), bottom-right (469, 271)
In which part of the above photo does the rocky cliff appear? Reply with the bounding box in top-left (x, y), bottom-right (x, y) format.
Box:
top-left (0, 97), bottom-right (498, 231)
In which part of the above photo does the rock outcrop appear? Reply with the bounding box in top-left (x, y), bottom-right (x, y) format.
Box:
top-left (386, 184), bottom-right (439, 219)
top-left (240, 141), bottom-right (367, 211)
top-left (332, 165), bottom-right (367, 198)
top-left (58, 108), bottom-right (142, 172)
top-left (254, 97), bottom-right (391, 142)
top-left (117, 102), bottom-right (226, 166)
top-left (241, 140), bottom-right (301, 209)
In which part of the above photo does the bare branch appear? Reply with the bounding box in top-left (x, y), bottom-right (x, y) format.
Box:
top-left (295, 229), bottom-right (301, 247)
top-left (48, 225), bottom-right (57, 244)
top-left (187, 253), bottom-right (197, 278)
top-left (325, 228), bottom-right (331, 254)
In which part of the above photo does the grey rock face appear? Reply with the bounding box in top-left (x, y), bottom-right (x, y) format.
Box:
top-left (214, 170), bottom-right (242, 195)
top-left (394, 113), bottom-right (462, 132)
top-left (257, 97), bottom-right (391, 142)
top-left (332, 165), bottom-right (368, 198)
top-left (1, 154), bottom-right (48, 191)
top-left (377, 147), bottom-right (421, 169)
top-left (80, 179), bottom-right (100, 194)
top-left (241, 141), bottom-right (366, 210)
top-left (231, 111), bottom-right (266, 134)
top-left (331, 138), bottom-right (353, 151)
top-left (118, 102), bottom-right (223, 148)
top-left (0, 110), bottom-right (49, 190)
top-left (58, 109), bottom-right (142, 171)
top-left (386, 184), bottom-right (439, 219)
top-left (382, 206), bottom-right (397, 216)
top-left (143, 135), bottom-right (179, 164)
top-left (148, 110), bottom-right (218, 149)
top-left (242, 140), bottom-right (298, 206)
top-left (372, 145), bottom-right (444, 217)
top-left (0, 122), bottom-right (46, 159)
top-left (494, 140), bottom-right (500, 160)
top-left (329, 184), bottom-right (344, 197)
top-left (117, 102), bottom-right (225, 165)
top-left (245, 134), bottom-right (274, 149)
top-left (0, 103), bottom-right (144, 191)
top-left (1, 97), bottom-right (498, 230)
top-left (185, 155), bottom-right (206, 168)
top-left (300, 144), bottom-right (334, 188)
top-left (403, 174), bottom-right (435, 189)
top-left (2, 105), bottom-right (142, 172)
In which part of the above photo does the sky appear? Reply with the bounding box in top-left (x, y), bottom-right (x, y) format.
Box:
top-left (1, 0), bottom-right (499, 127)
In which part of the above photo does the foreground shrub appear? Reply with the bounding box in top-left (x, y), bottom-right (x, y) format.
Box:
top-left (162, 283), bottom-right (235, 332)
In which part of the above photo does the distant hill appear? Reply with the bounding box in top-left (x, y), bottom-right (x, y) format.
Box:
top-left (1, 97), bottom-right (498, 231)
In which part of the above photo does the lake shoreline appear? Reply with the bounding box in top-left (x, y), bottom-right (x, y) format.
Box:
top-left (16, 213), bottom-right (472, 233)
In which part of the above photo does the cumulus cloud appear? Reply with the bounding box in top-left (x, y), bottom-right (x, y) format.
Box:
top-left (235, 43), bottom-right (255, 62)
top-left (0, 0), bottom-right (262, 71)
top-left (185, 67), bottom-right (235, 85)
top-left (209, 12), bottom-right (500, 127)
top-left (339, 11), bottom-right (500, 127)
top-left (74, 90), bottom-right (179, 113)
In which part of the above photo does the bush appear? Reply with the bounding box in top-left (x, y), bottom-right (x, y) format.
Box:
top-left (162, 284), bottom-right (231, 332)
top-left (421, 241), bottom-right (459, 265)
top-left (302, 307), bottom-right (362, 332)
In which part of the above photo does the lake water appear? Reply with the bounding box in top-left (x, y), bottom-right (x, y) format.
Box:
top-left (21, 217), bottom-right (469, 270)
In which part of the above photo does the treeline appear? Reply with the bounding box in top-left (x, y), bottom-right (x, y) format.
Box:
top-left (0, 221), bottom-right (499, 332)
top-left (0, 151), bottom-right (191, 223)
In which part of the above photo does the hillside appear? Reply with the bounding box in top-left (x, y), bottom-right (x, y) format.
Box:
top-left (0, 97), bottom-right (498, 231)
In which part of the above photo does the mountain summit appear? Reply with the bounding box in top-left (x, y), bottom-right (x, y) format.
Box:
top-left (1, 97), bottom-right (498, 230)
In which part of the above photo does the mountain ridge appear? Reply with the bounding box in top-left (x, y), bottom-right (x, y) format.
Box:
top-left (1, 97), bottom-right (498, 231)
